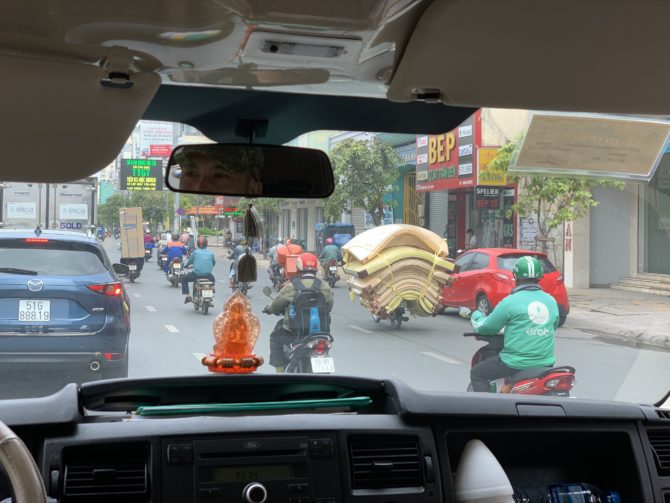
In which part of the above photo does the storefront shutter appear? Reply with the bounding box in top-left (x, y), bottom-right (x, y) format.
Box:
top-left (428, 191), bottom-right (449, 236)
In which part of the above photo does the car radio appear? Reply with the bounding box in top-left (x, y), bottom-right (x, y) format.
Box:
top-left (162, 434), bottom-right (341, 503)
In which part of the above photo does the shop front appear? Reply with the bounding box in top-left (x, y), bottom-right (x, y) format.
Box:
top-left (642, 153), bottom-right (670, 274)
top-left (415, 111), bottom-right (516, 255)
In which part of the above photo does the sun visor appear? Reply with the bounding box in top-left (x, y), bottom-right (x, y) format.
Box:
top-left (509, 113), bottom-right (670, 183)
top-left (0, 52), bottom-right (160, 182)
top-left (388, 0), bottom-right (670, 114)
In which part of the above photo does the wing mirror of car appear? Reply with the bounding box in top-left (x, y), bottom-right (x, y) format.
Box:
top-left (112, 263), bottom-right (129, 275)
top-left (452, 264), bottom-right (461, 274)
top-left (165, 144), bottom-right (334, 198)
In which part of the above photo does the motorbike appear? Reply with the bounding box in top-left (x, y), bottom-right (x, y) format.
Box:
top-left (157, 251), bottom-right (168, 270)
top-left (192, 277), bottom-right (215, 315)
top-left (371, 304), bottom-right (409, 329)
top-left (268, 262), bottom-right (284, 290)
top-left (464, 332), bottom-right (576, 395)
top-left (262, 286), bottom-right (334, 374)
top-left (324, 259), bottom-right (340, 288)
top-left (144, 243), bottom-right (153, 261)
top-left (167, 257), bottom-right (185, 287)
top-left (228, 251), bottom-right (252, 295)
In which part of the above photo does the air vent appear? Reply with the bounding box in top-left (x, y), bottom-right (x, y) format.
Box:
top-left (349, 435), bottom-right (423, 490)
top-left (658, 409), bottom-right (670, 420)
top-left (648, 430), bottom-right (670, 475)
top-left (62, 443), bottom-right (148, 501)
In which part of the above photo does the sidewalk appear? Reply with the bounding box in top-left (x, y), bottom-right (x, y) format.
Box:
top-left (567, 287), bottom-right (670, 349)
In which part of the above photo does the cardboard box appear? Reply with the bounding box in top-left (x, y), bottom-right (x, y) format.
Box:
top-left (119, 207), bottom-right (144, 258)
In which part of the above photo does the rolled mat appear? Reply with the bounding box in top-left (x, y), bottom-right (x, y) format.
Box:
top-left (342, 224), bottom-right (449, 264)
top-left (343, 246), bottom-right (455, 279)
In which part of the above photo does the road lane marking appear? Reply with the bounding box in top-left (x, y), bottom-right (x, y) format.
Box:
top-left (145, 305), bottom-right (157, 312)
top-left (165, 325), bottom-right (179, 333)
top-left (421, 351), bottom-right (462, 365)
top-left (218, 280), bottom-right (228, 284)
top-left (193, 352), bottom-right (207, 362)
top-left (349, 325), bottom-right (373, 334)
top-left (133, 293), bottom-right (142, 298)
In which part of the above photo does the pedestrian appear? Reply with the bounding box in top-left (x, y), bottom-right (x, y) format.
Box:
top-left (465, 228), bottom-right (478, 249)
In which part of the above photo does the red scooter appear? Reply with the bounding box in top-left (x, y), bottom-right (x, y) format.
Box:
top-left (464, 332), bottom-right (576, 396)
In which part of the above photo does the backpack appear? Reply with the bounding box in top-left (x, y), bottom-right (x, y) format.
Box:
top-left (288, 278), bottom-right (330, 337)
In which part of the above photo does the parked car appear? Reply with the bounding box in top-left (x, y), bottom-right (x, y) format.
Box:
top-left (0, 229), bottom-right (131, 387)
top-left (440, 248), bottom-right (569, 326)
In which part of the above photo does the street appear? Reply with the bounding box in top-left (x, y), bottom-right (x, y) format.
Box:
top-left (105, 241), bottom-right (670, 405)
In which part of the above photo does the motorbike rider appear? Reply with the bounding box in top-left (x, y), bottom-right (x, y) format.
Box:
top-left (164, 232), bottom-right (186, 273)
top-left (263, 252), bottom-right (334, 373)
top-left (318, 237), bottom-right (342, 273)
top-left (183, 236), bottom-right (216, 304)
top-left (229, 239), bottom-right (247, 280)
top-left (267, 239), bottom-right (283, 277)
top-left (143, 229), bottom-right (155, 259)
top-left (468, 255), bottom-right (559, 392)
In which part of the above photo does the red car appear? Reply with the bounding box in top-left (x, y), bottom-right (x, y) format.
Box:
top-left (440, 248), bottom-right (570, 326)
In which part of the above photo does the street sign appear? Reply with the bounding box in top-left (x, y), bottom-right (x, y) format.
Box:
top-left (176, 208), bottom-right (185, 215)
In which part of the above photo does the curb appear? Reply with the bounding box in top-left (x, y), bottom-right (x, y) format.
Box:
top-left (568, 310), bottom-right (670, 350)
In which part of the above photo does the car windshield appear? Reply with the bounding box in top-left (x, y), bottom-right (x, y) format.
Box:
top-left (3, 115), bottom-right (670, 407)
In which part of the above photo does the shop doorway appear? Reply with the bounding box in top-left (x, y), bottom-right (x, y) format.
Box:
top-left (403, 172), bottom-right (424, 226)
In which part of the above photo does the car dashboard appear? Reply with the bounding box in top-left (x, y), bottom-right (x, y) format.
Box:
top-left (1, 374), bottom-right (667, 502)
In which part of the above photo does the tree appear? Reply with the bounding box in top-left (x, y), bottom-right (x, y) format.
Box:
top-left (489, 140), bottom-right (625, 250)
top-left (326, 138), bottom-right (400, 226)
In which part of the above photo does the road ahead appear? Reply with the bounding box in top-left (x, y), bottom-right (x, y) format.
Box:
top-left (104, 241), bottom-right (670, 405)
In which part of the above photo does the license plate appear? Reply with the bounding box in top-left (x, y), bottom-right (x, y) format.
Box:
top-left (202, 290), bottom-right (213, 298)
top-left (329, 266), bottom-right (337, 272)
top-left (311, 357), bottom-right (335, 373)
top-left (173, 264), bottom-right (181, 269)
top-left (18, 300), bottom-right (51, 322)
top-left (129, 264), bottom-right (137, 271)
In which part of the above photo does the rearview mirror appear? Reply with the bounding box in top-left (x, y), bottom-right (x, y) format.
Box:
top-left (112, 263), bottom-right (129, 276)
top-left (262, 286), bottom-right (272, 298)
top-left (166, 144), bottom-right (334, 198)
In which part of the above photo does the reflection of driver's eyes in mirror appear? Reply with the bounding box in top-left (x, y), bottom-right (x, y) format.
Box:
top-left (177, 151), bottom-right (263, 195)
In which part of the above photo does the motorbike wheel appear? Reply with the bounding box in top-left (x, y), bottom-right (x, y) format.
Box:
top-left (328, 278), bottom-right (337, 288)
top-left (371, 314), bottom-right (381, 323)
top-left (286, 357), bottom-right (311, 374)
top-left (202, 303), bottom-right (209, 315)
top-left (390, 315), bottom-right (402, 329)
top-left (241, 284), bottom-right (249, 295)
top-left (129, 274), bottom-right (135, 284)
top-left (466, 383), bottom-right (473, 392)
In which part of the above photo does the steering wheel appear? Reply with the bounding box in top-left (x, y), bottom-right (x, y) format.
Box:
top-left (0, 421), bottom-right (46, 503)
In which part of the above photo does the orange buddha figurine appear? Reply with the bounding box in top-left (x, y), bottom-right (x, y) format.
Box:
top-left (201, 290), bottom-right (263, 373)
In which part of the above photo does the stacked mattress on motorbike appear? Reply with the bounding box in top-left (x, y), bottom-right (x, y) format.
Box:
top-left (342, 224), bottom-right (455, 317)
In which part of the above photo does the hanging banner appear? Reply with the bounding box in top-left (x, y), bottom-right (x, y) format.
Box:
top-left (478, 147), bottom-right (507, 186)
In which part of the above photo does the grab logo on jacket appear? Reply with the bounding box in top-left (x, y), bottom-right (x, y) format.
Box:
top-left (528, 301), bottom-right (550, 325)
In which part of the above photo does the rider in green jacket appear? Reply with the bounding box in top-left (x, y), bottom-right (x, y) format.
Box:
top-left (469, 255), bottom-right (559, 392)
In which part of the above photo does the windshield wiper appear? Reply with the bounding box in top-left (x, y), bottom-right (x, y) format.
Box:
top-left (0, 267), bottom-right (38, 276)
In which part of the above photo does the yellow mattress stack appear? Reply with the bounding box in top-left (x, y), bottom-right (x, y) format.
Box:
top-left (342, 224), bottom-right (455, 317)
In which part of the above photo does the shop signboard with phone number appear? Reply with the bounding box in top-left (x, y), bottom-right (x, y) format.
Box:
top-left (415, 110), bottom-right (480, 191)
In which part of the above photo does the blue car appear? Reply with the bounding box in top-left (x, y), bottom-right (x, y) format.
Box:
top-left (0, 229), bottom-right (130, 388)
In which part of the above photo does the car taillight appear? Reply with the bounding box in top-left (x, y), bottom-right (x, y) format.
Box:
top-left (557, 274), bottom-right (564, 283)
top-left (103, 352), bottom-right (124, 361)
top-left (493, 272), bottom-right (512, 284)
top-left (25, 238), bottom-right (49, 244)
top-left (87, 282), bottom-right (123, 296)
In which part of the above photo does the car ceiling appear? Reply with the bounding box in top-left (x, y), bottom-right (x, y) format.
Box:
top-left (1, 0), bottom-right (669, 182)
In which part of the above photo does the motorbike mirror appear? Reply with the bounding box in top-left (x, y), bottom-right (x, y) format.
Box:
top-left (112, 263), bottom-right (129, 276)
top-left (262, 286), bottom-right (272, 298)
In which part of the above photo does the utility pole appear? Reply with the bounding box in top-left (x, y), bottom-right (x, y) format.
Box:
top-left (173, 191), bottom-right (180, 233)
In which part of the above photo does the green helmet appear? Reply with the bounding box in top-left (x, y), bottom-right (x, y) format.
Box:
top-left (513, 255), bottom-right (543, 280)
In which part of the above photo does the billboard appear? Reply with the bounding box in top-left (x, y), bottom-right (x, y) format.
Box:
top-left (139, 121), bottom-right (174, 158)
top-left (477, 147), bottom-right (506, 186)
top-left (150, 144), bottom-right (172, 157)
top-left (120, 159), bottom-right (164, 191)
top-left (415, 111), bottom-right (480, 191)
